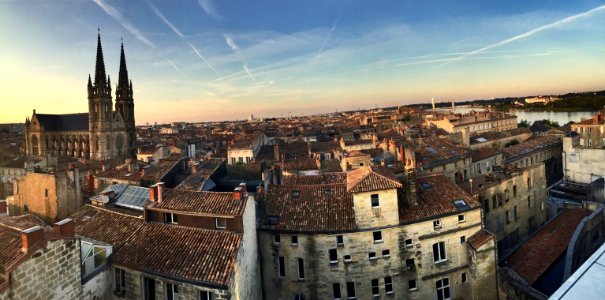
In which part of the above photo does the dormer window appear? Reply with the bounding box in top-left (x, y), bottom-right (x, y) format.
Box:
top-left (164, 213), bottom-right (178, 224)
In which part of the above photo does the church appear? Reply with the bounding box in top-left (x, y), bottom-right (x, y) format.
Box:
top-left (24, 33), bottom-right (136, 162)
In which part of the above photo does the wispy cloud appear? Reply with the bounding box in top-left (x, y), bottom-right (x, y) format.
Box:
top-left (316, 19), bottom-right (339, 58)
top-left (447, 4), bottom-right (605, 64)
top-left (395, 51), bottom-right (555, 67)
top-left (198, 0), bottom-right (223, 20)
top-left (145, 1), bottom-right (221, 77)
top-left (93, 0), bottom-right (155, 48)
top-left (224, 34), bottom-right (255, 80)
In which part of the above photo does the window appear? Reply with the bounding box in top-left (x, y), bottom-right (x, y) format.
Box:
top-left (143, 277), bottom-right (156, 300)
top-left (337, 235), bottom-right (344, 246)
top-left (483, 198), bottom-right (490, 213)
top-left (513, 185), bottom-right (517, 197)
top-left (346, 282), bottom-right (356, 299)
top-left (44, 189), bottom-right (48, 198)
top-left (436, 278), bottom-right (450, 300)
top-left (344, 255), bottom-right (352, 262)
top-left (246, 157), bottom-right (251, 164)
top-left (231, 158), bottom-right (236, 164)
top-left (23, 205), bottom-right (28, 213)
top-left (294, 294), bottom-right (305, 300)
top-left (433, 220), bottom-right (442, 229)
top-left (199, 291), bottom-right (213, 300)
top-left (333, 283), bottom-right (342, 299)
top-left (404, 238), bottom-right (413, 248)
top-left (81, 241), bottom-right (111, 279)
top-left (371, 279), bottom-right (380, 296)
top-left (166, 283), bottom-right (180, 300)
top-left (527, 178), bottom-right (532, 189)
top-left (371, 194), bottom-right (380, 207)
top-left (461, 272), bottom-right (467, 283)
top-left (114, 268), bottom-right (126, 297)
top-left (505, 210), bottom-right (510, 224)
top-left (458, 214), bottom-right (465, 223)
top-left (297, 258), bottom-right (305, 279)
top-left (291, 235), bottom-right (298, 245)
top-left (382, 249), bottom-right (390, 258)
top-left (274, 234), bottom-right (281, 244)
top-left (433, 242), bottom-right (447, 263)
top-left (514, 206), bottom-right (518, 220)
top-left (215, 218), bottom-right (226, 230)
top-left (406, 258), bottom-right (415, 270)
top-left (329, 249), bottom-right (338, 264)
top-left (505, 189), bottom-right (510, 202)
top-left (164, 213), bottom-right (178, 224)
top-left (278, 256), bottom-right (285, 277)
top-left (492, 196), bottom-right (497, 209)
top-left (385, 276), bottom-right (393, 294)
top-left (460, 236), bottom-right (466, 243)
top-left (528, 196), bottom-right (532, 208)
top-left (373, 231), bottom-right (383, 243)
top-left (408, 279), bottom-right (417, 291)
top-left (369, 252), bottom-right (377, 260)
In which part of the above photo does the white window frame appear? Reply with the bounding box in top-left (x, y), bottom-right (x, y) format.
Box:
top-left (408, 279), bottom-right (417, 292)
top-left (373, 231), bottom-right (383, 243)
top-left (297, 258), bottom-right (305, 280)
top-left (215, 218), bottom-right (226, 230)
top-left (458, 214), bottom-right (465, 223)
top-left (199, 290), bottom-right (213, 300)
top-left (385, 276), bottom-right (394, 295)
top-left (436, 278), bottom-right (450, 300)
top-left (404, 238), bottom-right (413, 248)
top-left (371, 279), bottom-right (380, 297)
top-left (166, 283), bottom-right (180, 300)
top-left (164, 213), bottom-right (178, 224)
top-left (433, 219), bottom-right (442, 229)
top-left (433, 241), bottom-right (447, 264)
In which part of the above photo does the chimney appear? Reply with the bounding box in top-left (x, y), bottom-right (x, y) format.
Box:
top-left (53, 219), bottom-right (74, 237)
top-left (233, 186), bottom-right (242, 200)
top-left (21, 226), bottom-right (44, 253)
top-left (405, 167), bottom-right (418, 206)
top-left (192, 162), bottom-right (200, 173)
top-left (273, 143), bottom-right (280, 162)
top-left (149, 184), bottom-right (158, 202)
top-left (157, 182), bottom-right (165, 203)
top-left (0, 199), bottom-right (6, 215)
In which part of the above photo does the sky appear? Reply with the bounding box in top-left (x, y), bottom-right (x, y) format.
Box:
top-left (1, 0), bottom-right (604, 124)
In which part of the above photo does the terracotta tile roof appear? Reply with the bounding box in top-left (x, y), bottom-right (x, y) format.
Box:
top-left (503, 208), bottom-right (592, 284)
top-left (399, 174), bottom-right (480, 224)
top-left (321, 159), bottom-right (344, 172)
top-left (260, 184), bottom-right (356, 233)
top-left (467, 229), bottom-right (494, 250)
top-left (470, 128), bottom-right (531, 144)
top-left (347, 166), bottom-right (402, 193)
top-left (96, 168), bottom-right (143, 181)
top-left (502, 135), bottom-right (561, 160)
top-left (471, 148), bottom-right (500, 162)
top-left (0, 215), bottom-right (49, 278)
top-left (149, 189), bottom-right (246, 217)
top-left (410, 137), bottom-right (470, 169)
top-left (283, 157), bottom-right (319, 172)
top-left (72, 205), bottom-right (144, 248)
top-left (282, 173), bottom-right (347, 185)
top-left (112, 223), bottom-right (241, 287)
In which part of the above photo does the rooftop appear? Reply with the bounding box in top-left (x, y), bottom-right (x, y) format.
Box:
top-left (346, 165), bottom-right (402, 193)
top-left (148, 188), bottom-right (247, 217)
top-left (502, 135), bottom-right (561, 159)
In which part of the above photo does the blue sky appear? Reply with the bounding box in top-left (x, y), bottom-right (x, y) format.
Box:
top-left (1, 0), bottom-right (604, 123)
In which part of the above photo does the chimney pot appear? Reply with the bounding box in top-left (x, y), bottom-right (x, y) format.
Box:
top-left (21, 226), bottom-right (44, 253)
top-left (157, 182), bottom-right (165, 203)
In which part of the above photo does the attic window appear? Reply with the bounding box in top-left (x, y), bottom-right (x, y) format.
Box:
top-left (267, 215), bottom-right (280, 225)
top-left (292, 190), bottom-right (301, 199)
top-left (420, 182), bottom-right (432, 190)
top-left (454, 199), bottom-right (470, 211)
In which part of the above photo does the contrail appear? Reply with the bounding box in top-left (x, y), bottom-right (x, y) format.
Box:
top-left (188, 41), bottom-right (222, 77)
top-left (316, 19), bottom-right (339, 58)
top-left (93, 0), bottom-right (155, 48)
top-left (447, 4), bottom-right (605, 64)
top-left (198, 0), bottom-right (223, 20)
top-left (146, 1), bottom-right (185, 38)
top-left (145, 1), bottom-right (221, 77)
top-left (243, 64), bottom-right (256, 81)
top-left (166, 59), bottom-right (190, 79)
top-left (224, 34), bottom-right (255, 80)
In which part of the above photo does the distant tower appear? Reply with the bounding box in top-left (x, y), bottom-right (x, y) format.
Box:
top-left (88, 32), bottom-right (114, 160)
top-left (114, 40), bottom-right (137, 158)
top-left (431, 97), bottom-right (435, 111)
top-left (451, 97), bottom-right (455, 113)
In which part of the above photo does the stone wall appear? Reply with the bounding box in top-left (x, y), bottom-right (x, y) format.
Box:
top-left (352, 189), bottom-right (399, 228)
top-left (259, 208), bottom-right (491, 300)
top-left (233, 195), bottom-right (262, 300)
top-left (0, 239), bottom-right (82, 300)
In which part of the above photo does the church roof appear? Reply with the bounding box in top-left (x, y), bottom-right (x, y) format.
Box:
top-left (35, 113), bottom-right (89, 132)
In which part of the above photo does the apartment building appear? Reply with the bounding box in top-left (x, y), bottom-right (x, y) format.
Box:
top-left (503, 135), bottom-right (563, 185)
top-left (564, 110), bottom-right (605, 184)
top-left (258, 166), bottom-right (497, 300)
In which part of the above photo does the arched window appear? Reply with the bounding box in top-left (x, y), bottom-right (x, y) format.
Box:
top-left (31, 135), bottom-right (39, 155)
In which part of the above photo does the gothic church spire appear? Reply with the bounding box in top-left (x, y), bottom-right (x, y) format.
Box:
top-left (94, 30), bottom-right (107, 85)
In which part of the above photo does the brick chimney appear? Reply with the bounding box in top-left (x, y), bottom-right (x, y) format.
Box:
top-left (234, 183), bottom-right (246, 200)
top-left (192, 162), bottom-right (200, 173)
top-left (53, 218), bottom-right (74, 237)
top-left (404, 167), bottom-right (418, 206)
top-left (0, 200), bottom-right (6, 215)
top-left (149, 184), bottom-right (158, 202)
top-left (157, 182), bottom-right (165, 203)
top-left (21, 226), bottom-right (44, 253)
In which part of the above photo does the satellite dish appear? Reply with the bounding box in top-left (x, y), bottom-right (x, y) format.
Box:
top-left (100, 195), bottom-right (110, 204)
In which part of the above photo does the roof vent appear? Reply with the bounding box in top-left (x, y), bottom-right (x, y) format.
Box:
top-left (420, 182), bottom-right (432, 190)
top-left (267, 215), bottom-right (280, 225)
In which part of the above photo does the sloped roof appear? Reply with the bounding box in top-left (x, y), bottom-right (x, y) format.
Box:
top-left (34, 113), bottom-right (89, 132)
top-left (346, 166), bottom-right (402, 193)
top-left (72, 205), bottom-right (144, 248)
top-left (149, 188), bottom-right (247, 217)
top-left (503, 208), bottom-right (592, 284)
top-left (467, 229), bottom-right (495, 250)
top-left (112, 223), bottom-right (241, 287)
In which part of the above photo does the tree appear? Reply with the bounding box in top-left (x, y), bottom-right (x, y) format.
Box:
top-left (518, 120), bottom-right (529, 128)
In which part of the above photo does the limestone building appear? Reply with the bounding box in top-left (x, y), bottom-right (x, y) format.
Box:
top-left (258, 166), bottom-right (497, 300)
top-left (564, 110), bottom-right (605, 184)
top-left (24, 33), bottom-right (136, 162)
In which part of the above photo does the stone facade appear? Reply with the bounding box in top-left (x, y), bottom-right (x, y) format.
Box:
top-left (563, 134), bottom-right (605, 184)
top-left (10, 170), bottom-right (82, 224)
top-left (474, 164), bottom-right (549, 257)
top-left (0, 239), bottom-right (85, 300)
top-left (259, 197), bottom-right (495, 300)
